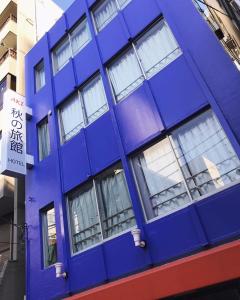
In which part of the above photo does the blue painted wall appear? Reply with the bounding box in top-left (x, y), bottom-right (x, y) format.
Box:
top-left (25, 0), bottom-right (240, 299)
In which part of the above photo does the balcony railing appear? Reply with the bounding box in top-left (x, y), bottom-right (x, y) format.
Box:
top-left (0, 14), bottom-right (17, 32)
top-left (0, 48), bottom-right (16, 66)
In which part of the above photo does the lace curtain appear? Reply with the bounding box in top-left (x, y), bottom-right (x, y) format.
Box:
top-left (171, 110), bottom-right (240, 199)
top-left (82, 76), bottom-right (108, 124)
top-left (136, 20), bottom-right (181, 78)
top-left (38, 120), bottom-right (50, 160)
top-left (70, 19), bottom-right (91, 56)
top-left (97, 170), bottom-right (136, 238)
top-left (69, 186), bottom-right (101, 252)
top-left (59, 93), bottom-right (84, 142)
top-left (108, 48), bottom-right (144, 101)
top-left (94, 0), bottom-right (117, 32)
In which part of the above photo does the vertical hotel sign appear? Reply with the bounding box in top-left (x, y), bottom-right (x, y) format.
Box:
top-left (0, 89), bottom-right (26, 177)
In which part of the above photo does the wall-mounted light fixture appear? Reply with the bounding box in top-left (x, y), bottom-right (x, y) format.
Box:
top-left (55, 262), bottom-right (67, 279)
top-left (131, 228), bottom-right (146, 248)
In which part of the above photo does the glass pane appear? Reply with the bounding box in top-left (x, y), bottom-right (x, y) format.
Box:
top-left (35, 60), bottom-right (45, 92)
top-left (97, 166), bottom-right (136, 238)
top-left (38, 119), bottom-right (50, 161)
top-left (132, 138), bottom-right (191, 220)
top-left (82, 76), bottom-right (108, 124)
top-left (59, 93), bottom-right (84, 143)
top-left (42, 207), bottom-right (57, 267)
top-left (117, 0), bottom-right (131, 9)
top-left (53, 36), bottom-right (71, 73)
top-left (93, 0), bottom-right (118, 32)
top-left (171, 110), bottom-right (240, 199)
top-left (136, 20), bottom-right (181, 79)
top-left (69, 184), bottom-right (102, 253)
top-left (108, 48), bottom-right (144, 102)
top-left (70, 18), bottom-right (91, 56)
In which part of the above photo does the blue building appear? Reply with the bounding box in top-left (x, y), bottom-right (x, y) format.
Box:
top-left (25, 0), bottom-right (240, 299)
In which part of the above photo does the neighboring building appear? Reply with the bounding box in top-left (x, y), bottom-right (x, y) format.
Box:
top-left (0, 1), bottom-right (62, 299)
top-left (219, 0), bottom-right (240, 30)
top-left (25, 0), bottom-right (240, 299)
top-left (195, 0), bottom-right (240, 68)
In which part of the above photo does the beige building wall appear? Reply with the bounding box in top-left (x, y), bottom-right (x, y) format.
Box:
top-left (204, 0), bottom-right (240, 66)
top-left (0, 0), bottom-right (62, 281)
top-left (16, 0), bottom-right (62, 94)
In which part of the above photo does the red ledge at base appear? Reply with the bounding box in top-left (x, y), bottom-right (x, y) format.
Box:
top-left (66, 240), bottom-right (240, 300)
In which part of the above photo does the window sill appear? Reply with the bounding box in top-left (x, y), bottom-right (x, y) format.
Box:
top-left (70, 225), bottom-right (137, 257)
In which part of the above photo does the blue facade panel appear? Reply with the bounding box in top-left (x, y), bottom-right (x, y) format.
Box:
top-left (123, 0), bottom-right (160, 37)
top-left (73, 43), bottom-right (101, 86)
top-left (25, 0), bottom-right (240, 299)
top-left (149, 55), bottom-right (208, 128)
top-left (85, 113), bottom-right (120, 175)
top-left (61, 131), bottom-right (91, 192)
top-left (97, 15), bottom-right (130, 63)
top-left (196, 183), bottom-right (240, 244)
top-left (115, 83), bottom-right (163, 153)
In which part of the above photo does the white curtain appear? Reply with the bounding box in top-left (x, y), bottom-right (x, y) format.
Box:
top-left (98, 170), bottom-right (135, 238)
top-left (70, 18), bottom-right (91, 56)
top-left (117, 0), bottom-right (131, 9)
top-left (94, 0), bottom-right (118, 32)
top-left (42, 208), bottom-right (57, 267)
top-left (82, 76), bottom-right (108, 124)
top-left (38, 120), bottom-right (50, 161)
top-left (35, 62), bottom-right (45, 91)
top-left (59, 93), bottom-right (84, 142)
top-left (135, 138), bottom-right (190, 218)
top-left (69, 187), bottom-right (101, 252)
top-left (171, 110), bottom-right (240, 199)
top-left (108, 48), bottom-right (144, 101)
top-left (53, 37), bottom-right (71, 73)
top-left (136, 20), bottom-right (180, 78)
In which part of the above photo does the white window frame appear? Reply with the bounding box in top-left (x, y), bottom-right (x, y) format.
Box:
top-left (38, 117), bottom-right (50, 161)
top-left (67, 163), bottom-right (136, 256)
top-left (52, 35), bottom-right (72, 74)
top-left (69, 17), bottom-right (92, 57)
top-left (35, 59), bottom-right (45, 92)
top-left (41, 205), bottom-right (57, 268)
top-left (107, 18), bottom-right (182, 103)
top-left (92, 0), bottom-right (132, 33)
top-left (52, 16), bottom-right (91, 75)
top-left (58, 74), bottom-right (109, 144)
top-left (131, 110), bottom-right (240, 224)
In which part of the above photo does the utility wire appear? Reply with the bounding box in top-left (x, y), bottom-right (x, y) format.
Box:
top-left (195, 0), bottom-right (230, 17)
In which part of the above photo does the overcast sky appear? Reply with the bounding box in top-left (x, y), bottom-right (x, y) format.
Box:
top-left (54, 0), bottom-right (75, 10)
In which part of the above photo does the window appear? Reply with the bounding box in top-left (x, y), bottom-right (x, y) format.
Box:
top-left (132, 110), bottom-right (240, 221)
top-left (35, 60), bottom-right (45, 92)
top-left (96, 166), bottom-right (136, 238)
top-left (58, 93), bottom-right (84, 143)
top-left (108, 48), bottom-right (144, 102)
top-left (38, 118), bottom-right (50, 161)
top-left (135, 20), bottom-right (181, 78)
top-left (68, 183), bottom-right (102, 252)
top-left (67, 164), bottom-right (136, 254)
top-left (41, 205), bottom-right (57, 268)
top-left (70, 18), bottom-right (91, 56)
top-left (92, 0), bottom-right (131, 33)
top-left (58, 75), bottom-right (108, 144)
top-left (81, 75), bottom-right (108, 124)
top-left (107, 19), bottom-right (181, 102)
top-left (52, 36), bottom-right (71, 74)
top-left (52, 17), bottom-right (91, 74)
top-left (171, 110), bottom-right (240, 199)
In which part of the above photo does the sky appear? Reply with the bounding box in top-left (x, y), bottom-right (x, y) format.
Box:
top-left (54, 0), bottom-right (75, 10)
